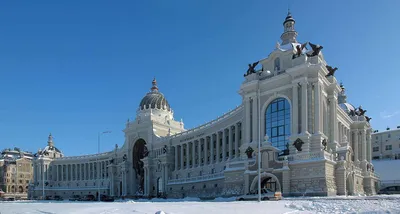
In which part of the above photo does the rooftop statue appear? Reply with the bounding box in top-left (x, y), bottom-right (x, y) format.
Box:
top-left (292, 42), bottom-right (308, 59)
top-left (358, 106), bottom-right (367, 116)
top-left (244, 61), bottom-right (259, 77)
top-left (306, 42), bottom-right (323, 57)
top-left (325, 65), bottom-right (338, 77)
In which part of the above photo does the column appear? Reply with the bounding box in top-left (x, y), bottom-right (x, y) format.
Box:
top-left (292, 84), bottom-right (299, 134)
top-left (174, 146), bottom-right (178, 171)
top-left (301, 81), bottom-right (308, 134)
top-left (245, 97), bottom-right (251, 144)
top-left (204, 137), bottom-right (208, 165)
top-left (75, 164), bottom-right (78, 181)
top-left (361, 130), bottom-right (367, 162)
top-left (235, 123), bottom-right (239, 159)
top-left (228, 127), bottom-right (233, 159)
top-left (110, 166), bottom-right (114, 196)
top-left (216, 132), bottom-right (220, 163)
top-left (314, 82), bottom-right (321, 134)
top-left (329, 94), bottom-right (338, 144)
top-left (186, 143), bottom-right (190, 169)
top-left (180, 145), bottom-right (184, 170)
top-left (210, 134), bottom-right (215, 164)
top-left (192, 142), bottom-right (195, 167)
top-left (252, 96), bottom-right (258, 143)
top-left (56, 165), bottom-right (59, 181)
top-left (144, 168), bottom-right (147, 195)
top-left (198, 139), bottom-right (202, 166)
top-left (354, 130), bottom-right (359, 162)
top-left (97, 162), bottom-right (100, 180)
top-left (66, 164), bottom-right (69, 181)
top-left (222, 129), bottom-right (227, 161)
top-left (84, 164), bottom-right (86, 180)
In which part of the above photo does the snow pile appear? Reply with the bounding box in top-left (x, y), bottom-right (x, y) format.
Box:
top-left (1, 195), bottom-right (400, 214)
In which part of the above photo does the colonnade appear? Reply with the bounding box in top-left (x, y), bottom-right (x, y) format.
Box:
top-left (49, 160), bottom-right (110, 182)
top-left (173, 122), bottom-right (242, 171)
top-left (351, 128), bottom-right (372, 163)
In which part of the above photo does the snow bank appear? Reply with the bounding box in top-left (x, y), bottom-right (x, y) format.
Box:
top-left (1, 195), bottom-right (399, 214)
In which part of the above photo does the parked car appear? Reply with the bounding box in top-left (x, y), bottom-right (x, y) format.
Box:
top-left (69, 195), bottom-right (81, 201)
top-left (54, 195), bottom-right (63, 201)
top-left (100, 195), bottom-right (115, 202)
top-left (79, 195), bottom-right (95, 201)
top-left (236, 189), bottom-right (282, 201)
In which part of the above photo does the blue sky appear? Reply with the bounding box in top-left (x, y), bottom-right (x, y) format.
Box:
top-left (1, 1), bottom-right (399, 156)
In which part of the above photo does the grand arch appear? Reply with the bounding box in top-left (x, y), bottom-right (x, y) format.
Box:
top-left (132, 138), bottom-right (148, 194)
top-left (250, 172), bottom-right (282, 192)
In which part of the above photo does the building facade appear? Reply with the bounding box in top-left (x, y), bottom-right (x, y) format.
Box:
top-left (31, 13), bottom-right (379, 199)
top-left (371, 127), bottom-right (400, 160)
top-left (0, 148), bottom-right (34, 199)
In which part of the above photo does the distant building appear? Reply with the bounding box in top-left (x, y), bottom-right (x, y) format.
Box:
top-left (371, 127), bottom-right (400, 160)
top-left (31, 12), bottom-right (379, 199)
top-left (0, 148), bottom-right (34, 199)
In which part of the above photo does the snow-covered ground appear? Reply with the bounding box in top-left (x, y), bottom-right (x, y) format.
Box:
top-left (1, 195), bottom-right (400, 214)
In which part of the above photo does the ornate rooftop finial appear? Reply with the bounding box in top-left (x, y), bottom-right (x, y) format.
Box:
top-left (151, 77), bottom-right (159, 92)
top-left (47, 133), bottom-right (54, 147)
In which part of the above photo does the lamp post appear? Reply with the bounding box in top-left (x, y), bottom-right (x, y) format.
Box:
top-left (98, 131), bottom-right (111, 202)
top-left (257, 78), bottom-right (261, 202)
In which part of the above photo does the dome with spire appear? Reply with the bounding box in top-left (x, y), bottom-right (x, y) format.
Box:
top-left (283, 11), bottom-right (295, 25)
top-left (139, 78), bottom-right (171, 111)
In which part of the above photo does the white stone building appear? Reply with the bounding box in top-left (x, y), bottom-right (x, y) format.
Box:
top-left (31, 12), bottom-right (379, 199)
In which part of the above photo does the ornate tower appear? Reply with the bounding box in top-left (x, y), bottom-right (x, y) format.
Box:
top-left (280, 11), bottom-right (298, 45)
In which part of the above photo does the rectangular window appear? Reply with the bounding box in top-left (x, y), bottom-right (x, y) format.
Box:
top-left (385, 145), bottom-right (392, 150)
top-left (373, 147), bottom-right (379, 152)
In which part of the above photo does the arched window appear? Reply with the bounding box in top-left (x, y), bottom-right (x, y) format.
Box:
top-left (265, 98), bottom-right (291, 152)
top-left (274, 58), bottom-right (280, 71)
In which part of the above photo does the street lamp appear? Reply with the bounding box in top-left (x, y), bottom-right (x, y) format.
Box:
top-left (257, 78), bottom-right (261, 202)
top-left (97, 131), bottom-right (111, 202)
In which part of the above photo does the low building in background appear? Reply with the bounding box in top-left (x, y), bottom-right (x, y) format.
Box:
top-left (371, 127), bottom-right (400, 160)
top-left (371, 127), bottom-right (400, 193)
top-left (0, 148), bottom-right (34, 199)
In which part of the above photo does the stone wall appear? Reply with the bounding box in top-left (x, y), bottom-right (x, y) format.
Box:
top-left (222, 169), bottom-right (245, 196)
top-left (288, 161), bottom-right (335, 196)
top-left (166, 178), bottom-right (225, 198)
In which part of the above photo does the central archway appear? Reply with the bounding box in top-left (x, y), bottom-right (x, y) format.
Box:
top-left (250, 172), bottom-right (282, 192)
top-left (132, 139), bottom-right (148, 194)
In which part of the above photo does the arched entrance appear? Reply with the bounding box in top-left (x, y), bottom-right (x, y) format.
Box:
top-left (132, 139), bottom-right (148, 194)
top-left (157, 177), bottom-right (163, 197)
top-left (250, 172), bottom-right (281, 193)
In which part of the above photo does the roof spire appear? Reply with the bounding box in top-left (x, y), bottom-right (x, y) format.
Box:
top-left (151, 77), bottom-right (159, 92)
top-left (280, 11), bottom-right (298, 45)
top-left (47, 133), bottom-right (54, 147)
